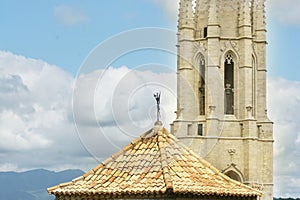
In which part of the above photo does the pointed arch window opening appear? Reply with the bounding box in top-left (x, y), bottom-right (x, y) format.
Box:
top-left (199, 56), bottom-right (206, 115)
top-left (224, 54), bottom-right (234, 115)
top-left (225, 170), bottom-right (242, 182)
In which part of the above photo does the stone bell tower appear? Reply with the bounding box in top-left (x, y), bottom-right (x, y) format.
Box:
top-left (171, 0), bottom-right (274, 199)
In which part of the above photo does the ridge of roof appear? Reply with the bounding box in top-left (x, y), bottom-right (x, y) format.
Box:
top-left (48, 126), bottom-right (262, 198)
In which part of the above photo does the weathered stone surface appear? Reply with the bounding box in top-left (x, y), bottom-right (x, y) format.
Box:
top-left (172, 1), bottom-right (273, 200)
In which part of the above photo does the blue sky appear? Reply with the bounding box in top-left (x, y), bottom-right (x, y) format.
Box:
top-left (267, 21), bottom-right (300, 81)
top-left (1, 0), bottom-right (300, 198)
top-left (0, 0), bottom-right (175, 74)
top-left (1, 1), bottom-right (299, 80)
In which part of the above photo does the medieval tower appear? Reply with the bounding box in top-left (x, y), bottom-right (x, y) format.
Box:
top-left (171, 0), bottom-right (273, 200)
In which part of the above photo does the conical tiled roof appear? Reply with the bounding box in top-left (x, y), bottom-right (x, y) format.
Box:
top-left (48, 125), bottom-right (261, 198)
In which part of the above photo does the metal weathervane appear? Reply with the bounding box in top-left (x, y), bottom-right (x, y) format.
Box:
top-left (153, 92), bottom-right (161, 122)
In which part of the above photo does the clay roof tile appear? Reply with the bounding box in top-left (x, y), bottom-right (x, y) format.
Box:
top-left (48, 126), bottom-right (262, 198)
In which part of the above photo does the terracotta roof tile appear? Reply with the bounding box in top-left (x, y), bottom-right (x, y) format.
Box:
top-left (48, 126), bottom-right (262, 197)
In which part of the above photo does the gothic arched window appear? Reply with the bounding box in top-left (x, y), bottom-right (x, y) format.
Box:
top-left (199, 55), bottom-right (205, 115)
top-left (224, 54), bottom-right (234, 115)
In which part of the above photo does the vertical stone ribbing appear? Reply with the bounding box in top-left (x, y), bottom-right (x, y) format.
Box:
top-left (178, 0), bottom-right (194, 29)
top-left (239, 0), bottom-right (252, 29)
top-left (194, 0), bottom-right (201, 38)
top-left (253, 0), bottom-right (266, 33)
top-left (253, 3), bottom-right (273, 200)
top-left (208, 0), bottom-right (219, 25)
top-left (253, 0), bottom-right (267, 120)
top-left (176, 0), bottom-right (197, 131)
top-left (206, 0), bottom-right (221, 118)
top-left (239, 0), bottom-right (253, 119)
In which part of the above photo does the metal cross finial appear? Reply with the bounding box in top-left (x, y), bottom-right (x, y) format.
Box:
top-left (154, 92), bottom-right (161, 122)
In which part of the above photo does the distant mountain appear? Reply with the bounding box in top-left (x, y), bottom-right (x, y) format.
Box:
top-left (0, 169), bottom-right (84, 200)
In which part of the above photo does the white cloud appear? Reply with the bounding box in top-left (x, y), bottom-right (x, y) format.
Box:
top-left (54, 5), bottom-right (90, 26)
top-left (0, 110), bottom-right (52, 151)
top-left (268, 77), bottom-right (300, 197)
top-left (0, 51), bottom-right (177, 172)
top-left (1, 51), bottom-right (300, 197)
top-left (0, 51), bottom-right (87, 171)
top-left (0, 163), bottom-right (19, 172)
top-left (267, 0), bottom-right (300, 26)
top-left (72, 66), bottom-right (177, 159)
top-left (153, 0), bottom-right (179, 20)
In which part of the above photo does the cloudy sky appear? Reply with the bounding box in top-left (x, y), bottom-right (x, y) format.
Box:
top-left (0, 0), bottom-right (300, 198)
